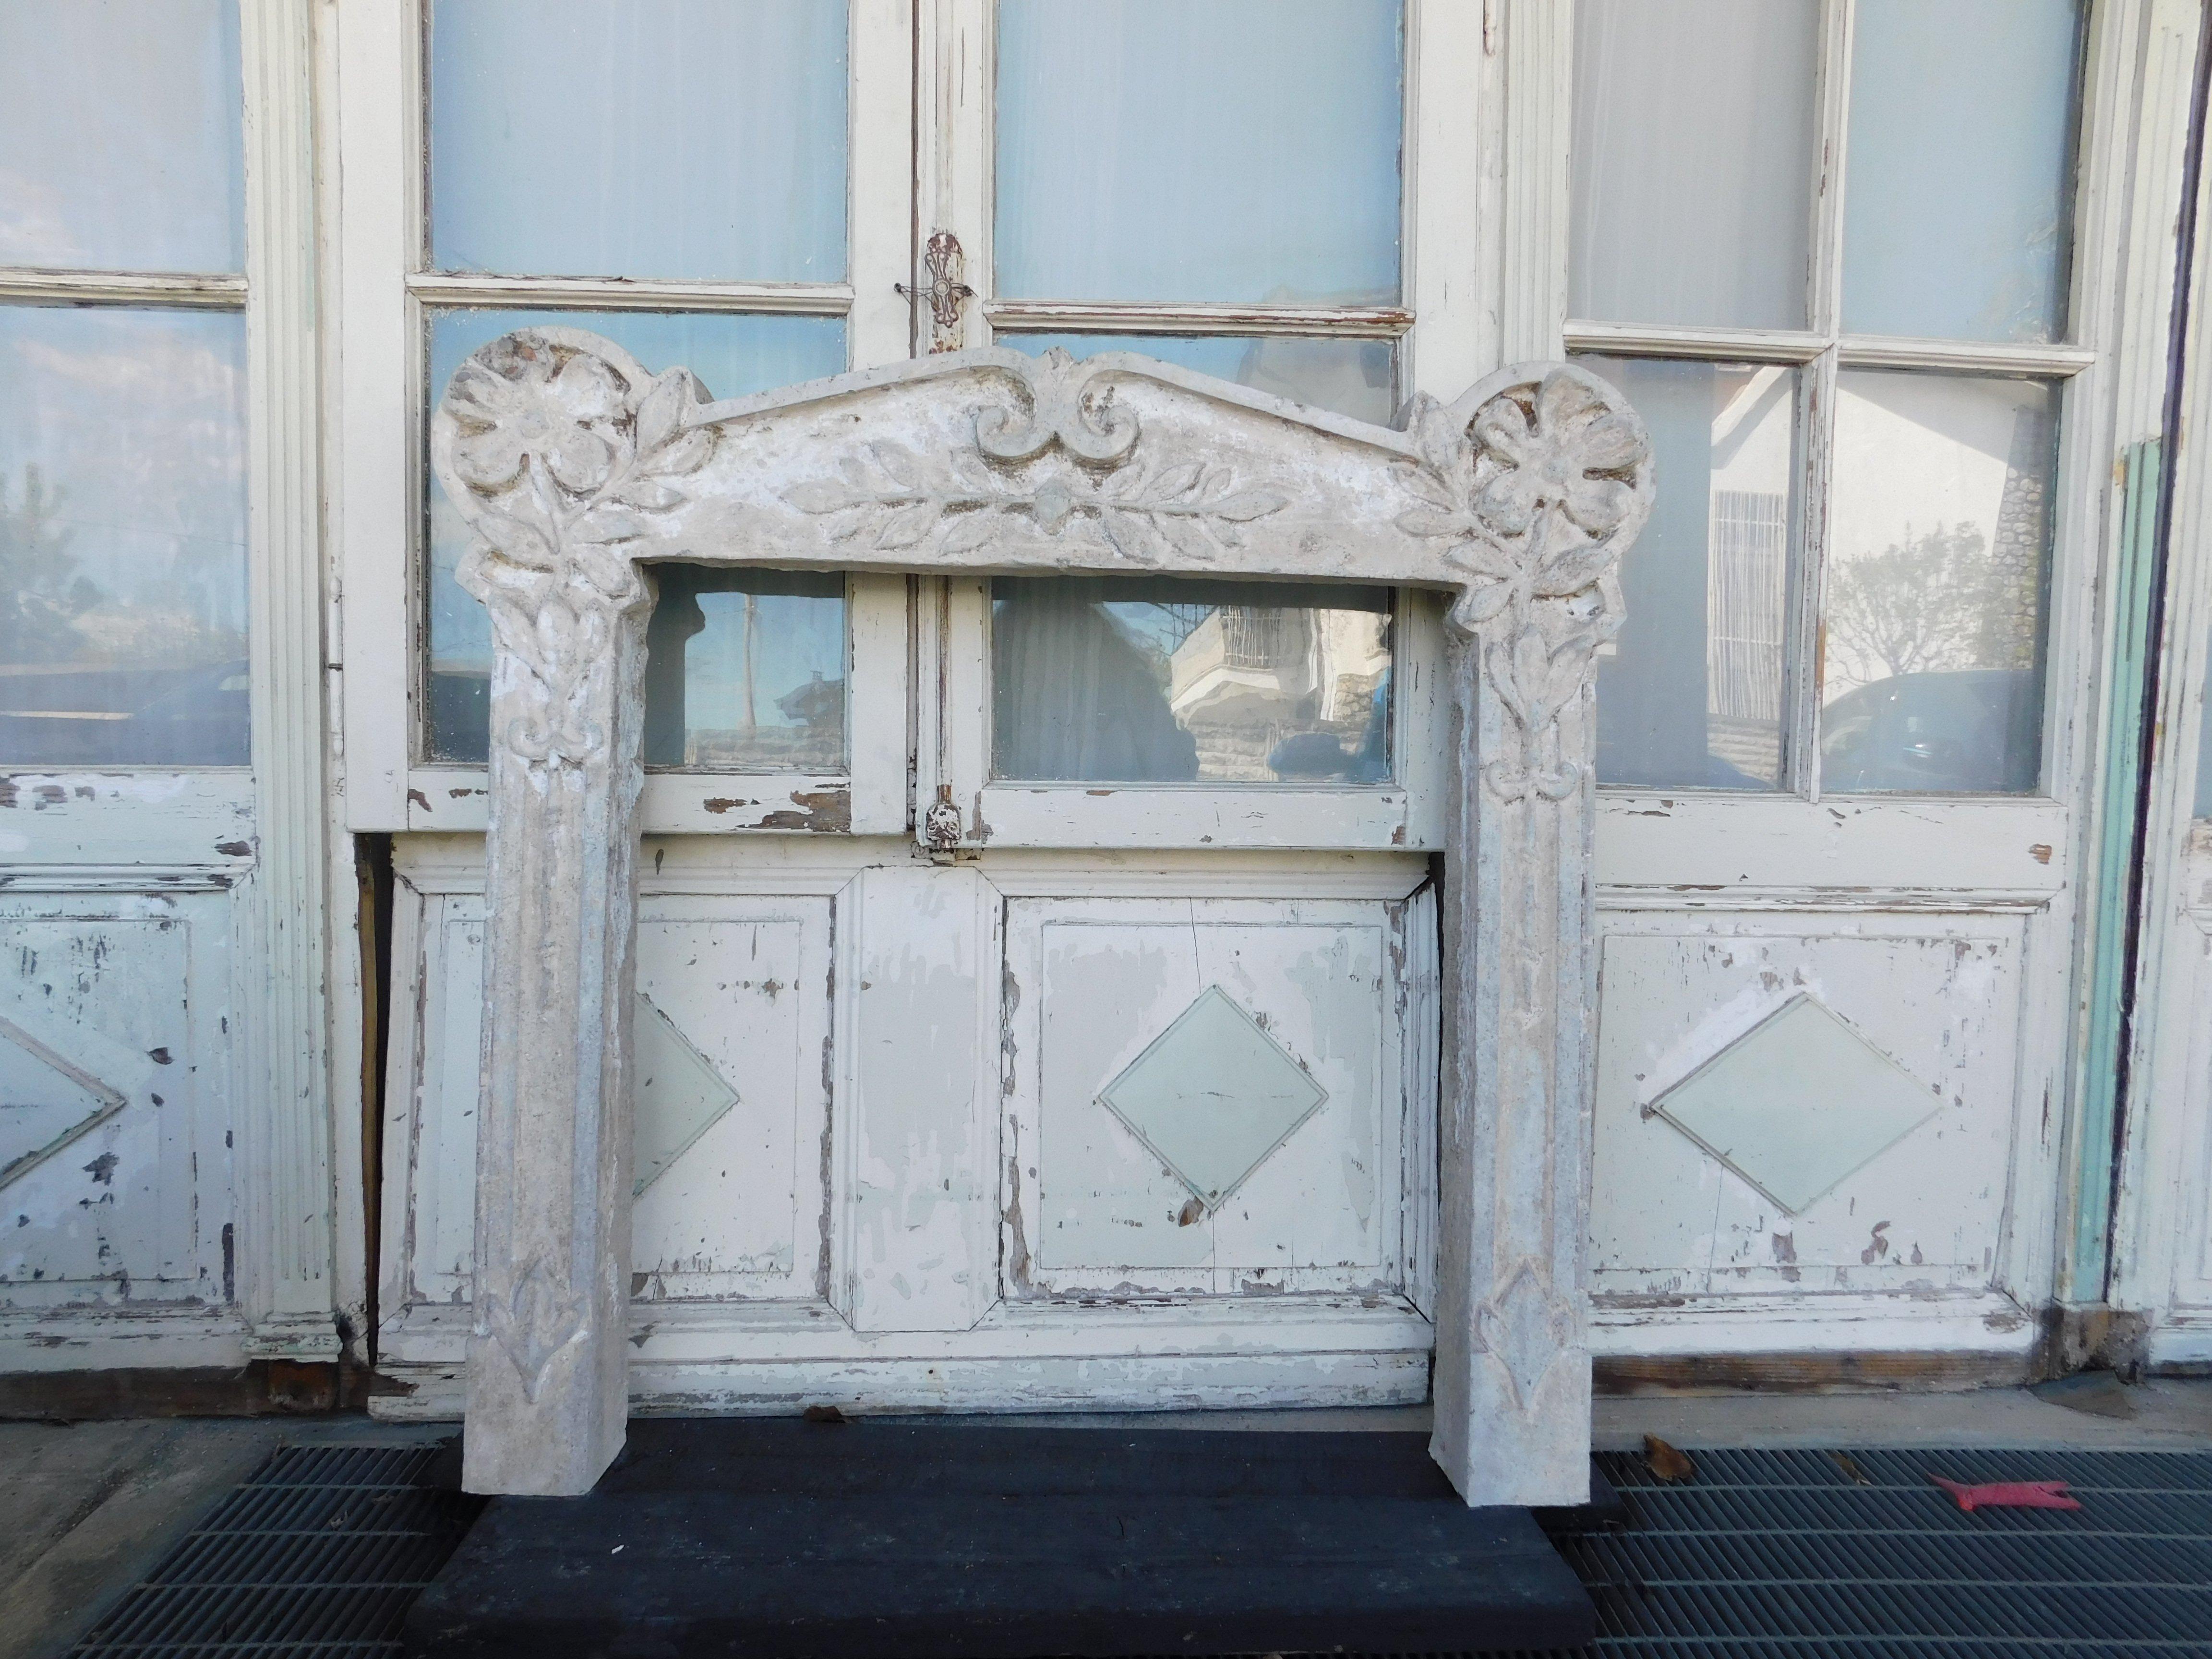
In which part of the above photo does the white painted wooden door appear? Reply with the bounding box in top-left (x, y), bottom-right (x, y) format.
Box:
top-left (1566, 0), bottom-right (2180, 1377)
top-left (373, 0), bottom-right (1485, 1413)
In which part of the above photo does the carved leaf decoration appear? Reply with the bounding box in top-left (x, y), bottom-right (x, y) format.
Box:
top-left (873, 502), bottom-right (939, 550)
top-left (783, 478), bottom-right (868, 515)
top-left (1479, 1258), bottom-right (1574, 1413)
top-left (1452, 580), bottom-right (1515, 629)
top-left (1210, 487), bottom-right (1289, 522)
top-left (479, 1255), bottom-right (589, 1405)
top-left (476, 510), bottom-right (558, 572)
top-left (940, 510), bottom-right (997, 554)
top-left (869, 442), bottom-right (921, 491)
top-left (612, 477), bottom-right (686, 513)
top-left (632, 370), bottom-right (688, 455)
top-left (1395, 506), bottom-right (1472, 541)
top-left (1151, 460), bottom-right (1204, 499)
top-left (1532, 541), bottom-right (1615, 598)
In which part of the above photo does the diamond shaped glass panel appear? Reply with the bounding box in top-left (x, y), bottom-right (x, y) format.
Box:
top-left (0, 1013), bottom-right (127, 1190)
top-left (632, 993), bottom-right (739, 1197)
top-left (1648, 993), bottom-right (1942, 1215)
top-left (1096, 985), bottom-right (1328, 1211)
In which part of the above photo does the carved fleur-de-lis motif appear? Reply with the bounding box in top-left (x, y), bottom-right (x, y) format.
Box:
top-left (1478, 1256), bottom-right (1578, 1414)
top-left (476, 1254), bottom-right (589, 1404)
top-left (435, 330), bottom-right (717, 768)
top-left (1394, 368), bottom-right (1652, 803)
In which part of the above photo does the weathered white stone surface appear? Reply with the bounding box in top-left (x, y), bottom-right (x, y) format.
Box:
top-left (431, 331), bottom-right (1651, 1500)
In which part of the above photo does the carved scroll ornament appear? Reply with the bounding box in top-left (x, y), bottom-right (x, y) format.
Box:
top-left (431, 328), bottom-right (1651, 1503)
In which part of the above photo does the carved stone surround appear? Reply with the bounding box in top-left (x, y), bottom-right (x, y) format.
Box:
top-left (432, 331), bottom-right (1652, 1502)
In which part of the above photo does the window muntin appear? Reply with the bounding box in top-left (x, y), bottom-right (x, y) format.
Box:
top-left (423, 307), bottom-right (846, 765)
top-left (1578, 356), bottom-right (1798, 792)
top-left (427, 0), bottom-right (848, 282)
top-left (417, 0), bottom-right (853, 771)
top-left (2195, 630), bottom-right (2212, 822)
top-left (0, 0), bottom-right (245, 274)
top-left (1822, 371), bottom-right (2056, 795)
top-left (1841, 0), bottom-right (2082, 343)
top-left (1004, 334), bottom-right (1396, 427)
top-left (0, 0), bottom-right (249, 770)
top-left (1570, 0), bottom-right (1818, 331)
top-left (1571, 0), bottom-right (2085, 798)
top-left (990, 577), bottom-right (1393, 786)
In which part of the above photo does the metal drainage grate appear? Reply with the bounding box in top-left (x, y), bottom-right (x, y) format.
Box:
top-left (60, 1442), bottom-right (2212, 1658)
top-left (69, 1442), bottom-right (483, 1659)
top-left (1538, 1445), bottom-right (2212, 1658)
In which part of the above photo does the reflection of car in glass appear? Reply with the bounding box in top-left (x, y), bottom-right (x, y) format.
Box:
top-left (1820, 668), bottom-right (2040, 794)
top-left (0, 659), bottom-right (250, 767)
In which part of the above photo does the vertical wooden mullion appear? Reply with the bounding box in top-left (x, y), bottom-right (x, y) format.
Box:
top-left (1404, 0), bottom-right (1485, 399)
top-left (849, 0), bottom-right (915, 370)
top-left (239, 0), bottom-right (335, 1353)
top-left (1793, 0), bottom-right (1854, 801)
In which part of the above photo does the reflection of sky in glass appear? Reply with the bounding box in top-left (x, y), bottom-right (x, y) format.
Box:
top-left (0, 307), bottom-right (249, 765)
top-left (0, 0), bottom-right (244, 273)
top-left (995, 0), bottom-right (1402, 304)
top-left (1843, 0), bottom-right (2080, 344)
top-left (1002, 334), bottom-right (1396, 427)
top-left (649, 570), bottom-right (845, 772)
top-left (0, 308), bottom-right (249, 655)
top-left (424, 309), bottom-right (846, 763)
top-left (430, 0), bottom-right (847, 281)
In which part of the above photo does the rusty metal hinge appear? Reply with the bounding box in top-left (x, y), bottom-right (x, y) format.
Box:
top-left (898, 230), bottom-right (976, 354)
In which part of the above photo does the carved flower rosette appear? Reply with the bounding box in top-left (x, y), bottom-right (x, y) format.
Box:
top-left (432, 329), bottom-right (714, 768)
top-left (1395, 366), bottom-right (1654, 802)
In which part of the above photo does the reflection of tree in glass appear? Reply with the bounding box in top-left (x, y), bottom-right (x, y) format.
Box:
top-left (0, 463), bottom-right (99, 665)
top-left (1826, 522), bottom-right (2035, 687)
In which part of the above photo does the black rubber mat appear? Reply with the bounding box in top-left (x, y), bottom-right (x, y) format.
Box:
top-left (402, 1421), bottom-right (1595, 1657)
top-left (60, 1436), bottom-right (2212, 1658)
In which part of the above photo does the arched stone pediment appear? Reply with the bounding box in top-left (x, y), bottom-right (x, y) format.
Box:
top-left (432, 328), bottom-right (1653, 1505)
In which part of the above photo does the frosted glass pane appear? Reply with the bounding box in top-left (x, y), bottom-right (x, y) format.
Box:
top-left (429, 0), bottom-right (847, 281)
top-left (425, 310), bottom-right (846, 764)
top-left (1580, 356), bottom-right (1797, 791)
top-left (1842, 0), bottom-right (2081, 343)
top-left (0, 0), bottom-right (243, 272)
top-left (643, 569), bottom-right (845, 771)
top-left (1823, 371), bottom-right (2057, 794)
top-left (1571, 0), bottom-right (1816, 329)
top-left (0, 308), bottom-right (249, 766)
top-left (995, 0), bottom-right (1402, 304)
top-left (1004, 334), bottom-right (1396, 426)
top-left (992, 577), bottom-right (1392, 783)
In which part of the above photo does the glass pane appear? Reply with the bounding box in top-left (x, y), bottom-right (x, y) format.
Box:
top-left (992, 577), bottom-right (1392, 784)
top-left (1822, 371), bottom-right (2058, 794)
top-left (1842, 0), bottom-right (2081, 343)
top-left (0, 0), bottom-right (243, 272)
top-left (1003, 333), bottom-right (1397, 427)
top-left (995, 0), bottom-right (1402, 304)
top-left (0, 307), bottom-right (248, 766)
top-left (1578, 357), bottom-right (1797, 790)
top-left (429, 0), bottom-right (847, 281)
top-left (644, 568), bottom-right (844, 771)
top-left (1571, 0), bottom-right (1816, 330)
top-left (426, 309), bottom-right (846, 764)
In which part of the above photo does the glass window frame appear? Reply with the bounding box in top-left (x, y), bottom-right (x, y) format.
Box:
top-left (388, 0), bottom-right (913, 835)
top-left (0, 0), bottom-right (253, 779)
top-left (1568, 0), bottom-right (2096, 803)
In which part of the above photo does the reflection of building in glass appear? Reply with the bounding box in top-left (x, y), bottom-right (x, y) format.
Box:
top-left (1705, 488), bottom-right (1788, 784)
top-left (1166, 605), bottom-right (1390, 782)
